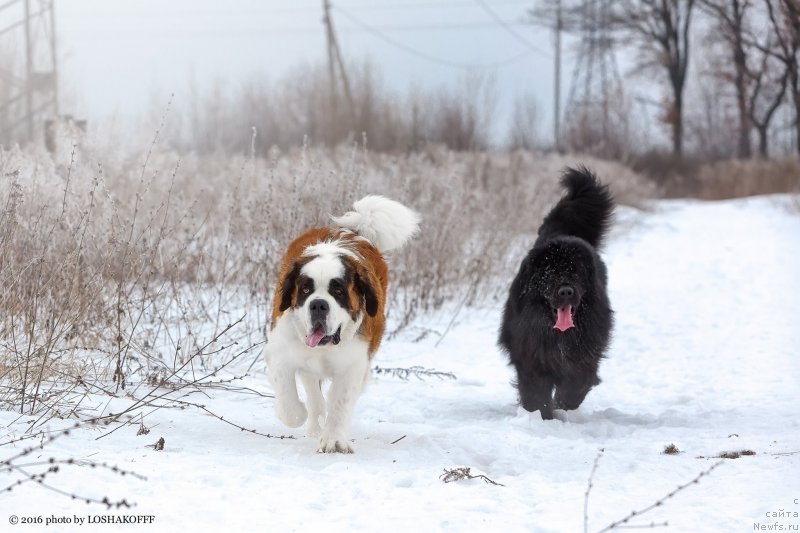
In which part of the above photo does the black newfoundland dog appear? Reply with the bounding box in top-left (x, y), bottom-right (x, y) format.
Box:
top-left (499, 167), bottom-right (614, 420)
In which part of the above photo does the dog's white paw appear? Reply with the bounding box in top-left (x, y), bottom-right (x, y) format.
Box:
top-left (306, 416), bottom-right (323, 438)
top-left (317, 432), bottom-right (354, 454)
top-left (275, 400), bottom-right (307, 428)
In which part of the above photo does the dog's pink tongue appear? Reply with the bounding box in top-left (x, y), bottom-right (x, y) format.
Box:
top-left (554, 306), bottom-right (574, 332)
top-left (306, 327), bottom-right (326, 348)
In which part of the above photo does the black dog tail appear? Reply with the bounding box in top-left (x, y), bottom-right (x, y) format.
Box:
top-left (537, 167), bottom-right (614, 248)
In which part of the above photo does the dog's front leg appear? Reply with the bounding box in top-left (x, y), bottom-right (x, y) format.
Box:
top-left (318, 358), bottom-right (368, 454)
top-left (265, 347), bottom-right (308, 428)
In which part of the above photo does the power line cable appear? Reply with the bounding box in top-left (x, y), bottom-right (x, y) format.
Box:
top-left (473, 0), bottom-right (550, 57)
top-left (338, 0), bottom-right (533, 10)
top-left (57, 20), bottom-right (543, 34)
top-left (333, 5), bottom-right (535, 69)
top-left (58, 1), bottom-right (536, 18)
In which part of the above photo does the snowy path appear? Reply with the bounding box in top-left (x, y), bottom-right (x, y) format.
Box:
top-left (2, 196), bottom-right (799, 532)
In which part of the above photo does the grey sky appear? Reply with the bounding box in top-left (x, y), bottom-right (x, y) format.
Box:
top-left (53, 0), bottom-right (562, 145)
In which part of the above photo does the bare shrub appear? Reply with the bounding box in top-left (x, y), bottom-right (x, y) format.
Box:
top-left (696, 158), bottom-right (800, 199)
top-left (507, 92), bottom-right (540, 151)
top-left (1, 422), bottom-right (142, 507)
top-left (684, 67), bottom-right (740, 161)
top-left (585, 448), bottom-right (724, 533)
top-left (424, 74), bottom-right (498, 151)
top-left (172, 62), bottom-right (498, 154)
top-left (0, 133), bottom-right (655, 428)
top-left (629, 150), bottom-right (704, 197)
top-left (562, 87), bottom-right (635, 160)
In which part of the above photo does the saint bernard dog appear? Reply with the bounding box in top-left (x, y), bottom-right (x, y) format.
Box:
top-left (264, 195), bottom-right (420, 453)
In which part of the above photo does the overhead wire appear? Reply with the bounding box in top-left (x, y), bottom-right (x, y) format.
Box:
top-left (333, 5), bottom-right (539, 69)
top-left (473, 0), bottom-right (550, 57)
top-left (59, 1), bottom-right (537, 18)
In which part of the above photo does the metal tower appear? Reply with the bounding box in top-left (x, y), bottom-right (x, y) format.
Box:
top-left (0, 0), bottom-right (58, 145)
top-left (562, 0), bottom-right (621, 154)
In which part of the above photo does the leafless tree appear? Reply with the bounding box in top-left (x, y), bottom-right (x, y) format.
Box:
top-left (758, 0), bottom-right (800, 156)
top-left (698, 0), bottom-right (753, 158)
top-left (699, 0), bottom-right (790, 158)
top-left (507, 92), bottom-right (540, 150)
top-left (747, 44), bottom-right (790, 158)
top-left (426, 73), bottom-right (497, 151)
top-left (530, 1), bottom-right (633, 157)
top-left (685, 65), bottom-right (739, 160)
top-left (610, 0), bottom-right (696, 156)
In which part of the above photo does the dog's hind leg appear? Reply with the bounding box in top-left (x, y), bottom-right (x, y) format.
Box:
top-left (516, 369), bottom-right (555, 420)
top-left (299, 371), bottom-right (326, 437)
top-left (554, 373), bottom-right (599, 411)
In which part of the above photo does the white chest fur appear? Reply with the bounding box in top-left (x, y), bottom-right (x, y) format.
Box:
top-left (264, 311), bottom-right (370, 453)
top-left (266, 310), bottom-right (367, 377)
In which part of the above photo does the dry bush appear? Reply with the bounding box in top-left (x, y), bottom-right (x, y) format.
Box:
top-left (172, 62), bottom-right (498, 154)
top-left (695, 158), bottom-right (800, 200)
top-left (0, 133), bottom-right (654, 426)
top-left (629, 150), bottom-right (705, 197)
top-left (0, 422), bottom-right (142, 507)
top-left (561, 87), bottom-right (637, 161)
top-left (507, 92), bottom-right (541, 151)
top-left (423, 74), bottom-right (497, 152)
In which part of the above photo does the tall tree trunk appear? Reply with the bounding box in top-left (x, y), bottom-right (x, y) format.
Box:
top-left (795, 74), bottom-right (800, 156)
top-left (673, 91), bottom-right (684, 156)
top-left (733, 40), bottom-right (752, 158)
top-left (611, 0), bottom-right (694, 157)
top-left (795, 98), bottom-right (800, 157)
top-left (756, 125), bottom-right (769, 158)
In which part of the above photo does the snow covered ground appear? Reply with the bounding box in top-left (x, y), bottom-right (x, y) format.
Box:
top-left (2, 195), bottom-right (799, 532)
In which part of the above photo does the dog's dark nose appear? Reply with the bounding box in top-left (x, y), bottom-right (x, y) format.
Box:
top-left (558, 285), bottom-right (574, 298)
top-left (309, 299), bottom-right (329, 323)
top-left (309, 299), bottom-right (329, 313)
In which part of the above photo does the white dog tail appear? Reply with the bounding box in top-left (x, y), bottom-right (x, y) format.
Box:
top-left (332, 195), bottom-right (421, 252)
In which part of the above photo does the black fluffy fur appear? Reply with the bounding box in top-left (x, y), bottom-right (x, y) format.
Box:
top-left (498, 167), bottom-right (614, 420)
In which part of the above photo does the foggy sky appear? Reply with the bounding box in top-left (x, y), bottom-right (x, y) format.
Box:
top-left (53, 0), bottom-right (561, 145)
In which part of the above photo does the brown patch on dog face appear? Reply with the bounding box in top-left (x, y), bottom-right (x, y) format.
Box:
top-left (342, 240), bottom-right (388, 356)
top-left (272, 231), bottom-right (333, 329)
top-left (278, 257), bottom-right (314, 313)
top-left (346, 278), bottom-right (361, 321)
top-left (342, 257), bottom-right (378, 319)
top-left (295, 274), bottom-right (316, 308)
top-left (270, 227), bottom-right (390, 357)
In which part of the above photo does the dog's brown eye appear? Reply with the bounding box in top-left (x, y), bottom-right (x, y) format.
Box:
top-left (333, 287), bottom-right (343, 296)
top-left (302, 286), bottom-right (311, 294)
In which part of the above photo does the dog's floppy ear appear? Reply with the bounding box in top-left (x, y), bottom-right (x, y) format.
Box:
top-left (354, 269), bottom-right (379, 317)
top-left (279, 262), bottom-right (301, 312)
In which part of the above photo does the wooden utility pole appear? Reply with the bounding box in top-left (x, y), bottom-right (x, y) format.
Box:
top-left (323, 0), bottom-right (338, 110)
top-left (553, 0), bottom-right (562, 151)
top-left (24, 0), bottom-right (34, 140)
top-left (49, 0), bottom-right (58, 117)
top-left (322, 0), bottom-right (354, 114)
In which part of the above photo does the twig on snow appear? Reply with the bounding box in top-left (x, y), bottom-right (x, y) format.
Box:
top-left (1, 422), bottom-right (144, 508)
top-left (584, 448), bottom-right (605, 533)
top-left (596, 461), bottom-right (724, 532)
top-left (373, 365), bottom-right (456, 381)
top-left (440, 467), bottom-right (504, 487)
